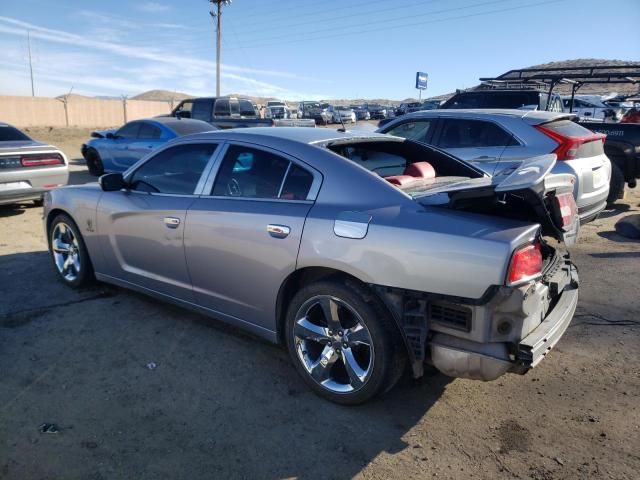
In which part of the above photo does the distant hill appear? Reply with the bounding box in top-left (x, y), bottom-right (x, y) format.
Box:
top-left (131, 90), bottom-right (193, 101)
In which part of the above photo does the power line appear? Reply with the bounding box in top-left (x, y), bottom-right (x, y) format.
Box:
top-left (226, 0), bottom-right (565, 50)
top-left (230, 0), bottom-right (440, 28)
top-left (229, 0), bottom-right (517, 47)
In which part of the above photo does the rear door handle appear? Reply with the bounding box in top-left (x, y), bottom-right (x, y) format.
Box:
top-left (164, 217), bottom-right (181, 229)
top-left (267, 224), bottom-right (290, 238)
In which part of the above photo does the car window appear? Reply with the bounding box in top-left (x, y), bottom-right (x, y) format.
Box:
top-left (174, 100), bottom-right (193, 118)
top-left (386, 121), bottom-right (433, 143)
top-left (192, 100), bottom-right (213, 122)
top-left (129, 143), bottom-right (217, 194)
top-left (115, 122), bottom-right (141, 139)
top-left (138, 122), bottom-right (162, 139)
top-left (239, 100), bottom-right (256, 116)
top-left (214, 99), bottom-right (230, 117)
top-left (212, 145), bottom-right (313, 200)
top-left (439, 119), bottom-right (514, 148)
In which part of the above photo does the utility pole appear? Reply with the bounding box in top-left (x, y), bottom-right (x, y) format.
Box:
top-left (209, 1), bottom-right (232, 96)
top-left (27, 30), bottom-right (35, 96)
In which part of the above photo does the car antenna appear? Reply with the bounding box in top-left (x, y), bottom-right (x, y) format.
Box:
top-left (337, 107), bottom-right (347, 132)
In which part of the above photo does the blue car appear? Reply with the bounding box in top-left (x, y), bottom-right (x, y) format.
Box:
top-left (81, 117), bottom-right (215, 176)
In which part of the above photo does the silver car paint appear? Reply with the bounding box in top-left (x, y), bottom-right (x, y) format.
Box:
top-left (0, 144), bottom-right (69, 205)
top-left (46, 128), bottom-right (544, 328)
top-left (378, 109), bottom-right (611, 222)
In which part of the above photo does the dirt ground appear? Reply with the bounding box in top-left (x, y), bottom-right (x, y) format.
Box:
top-left (0, 127), bottom-right (638, 480)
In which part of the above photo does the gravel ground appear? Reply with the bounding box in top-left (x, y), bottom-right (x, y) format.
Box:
top-left (0, 127), bottom-right (638, 480)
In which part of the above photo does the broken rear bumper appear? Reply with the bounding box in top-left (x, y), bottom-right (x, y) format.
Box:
top-left (430, 263), bottom-right (579, 381)
top-left (516, 265), bottom-right (578, 369)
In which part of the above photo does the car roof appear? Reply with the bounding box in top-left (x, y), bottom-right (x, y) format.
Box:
top-left (184, 127), bottom-right (394, 145)
top-left (390, 109), bottom-right (574, 124)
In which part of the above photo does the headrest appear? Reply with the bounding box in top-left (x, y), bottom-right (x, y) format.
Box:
top-left (404, 161), bottom-right (435, 179)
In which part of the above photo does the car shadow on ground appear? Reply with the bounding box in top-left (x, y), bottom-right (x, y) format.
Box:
top-left (0, 204), bottom-right (31, 218)
top-left (0, 250), bottom-right (452, 479)
top-left (68, 167), bottom-right (95, 186)
top-left (597, 203), bottom-right (630, 219)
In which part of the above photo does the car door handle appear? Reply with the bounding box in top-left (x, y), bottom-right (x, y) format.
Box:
top-left (267, 224), bottom-right (290, 238)
top-left (164, 217), bottom-right (181, 229)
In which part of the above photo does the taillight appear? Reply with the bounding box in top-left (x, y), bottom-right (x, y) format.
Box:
top-left (20, 153), bottom-right (64, 167)
top-left (535, 124), bottom-right (606, 161)
top-left (553, 192), bottom-right (577, 230)
top-left (507, 242), bottom-right (542, 286)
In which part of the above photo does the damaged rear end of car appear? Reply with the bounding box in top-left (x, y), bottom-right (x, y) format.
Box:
top-left (373, 154), bottom-right (580, 381)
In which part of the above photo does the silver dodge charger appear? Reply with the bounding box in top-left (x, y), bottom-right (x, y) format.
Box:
top-left (44, 127), bottom-right (580, 404)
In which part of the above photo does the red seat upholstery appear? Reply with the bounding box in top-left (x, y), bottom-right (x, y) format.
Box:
top-left (404, 161), bottom-right (435, 179)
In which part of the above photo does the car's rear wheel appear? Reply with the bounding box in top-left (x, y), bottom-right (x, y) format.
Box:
top-left (607, 162), bottom-right (625, 205)
top-left (85, 149), bottom-right (104, 177)
top-left (285, 280), bottom-right (406, 405)
top-left (48, 213), bottom-right (94, 288)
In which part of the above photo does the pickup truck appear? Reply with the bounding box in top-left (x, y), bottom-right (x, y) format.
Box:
top-left (168, 97), bottom-right (315, 129)
top-left (581, 121), bottom-right (640, 201)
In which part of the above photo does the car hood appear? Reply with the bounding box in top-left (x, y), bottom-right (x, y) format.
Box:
top-left (90, 128), bottom-right (117, 139)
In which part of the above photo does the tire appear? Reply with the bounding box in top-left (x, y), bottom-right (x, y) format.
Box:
top-left (85, 149), bottom-right (104, 177)
top-left (32, 198), bottom-right (44, 207)
top-left (48, 213), bottom-right (95, 288)
top-left (607, 162), bottom-right (625, 206)
top-left (285, 279), bottom-right (406, 405)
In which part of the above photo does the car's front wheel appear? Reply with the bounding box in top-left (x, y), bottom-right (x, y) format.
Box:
top-left (285, 280), bottom-right (406, 405)
top-left (48, 213), bottom-right (94, 288)
top-left (85, 149), bottom-right (104, 177)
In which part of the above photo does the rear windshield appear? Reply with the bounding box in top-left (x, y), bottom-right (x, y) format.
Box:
top-left (542, 119), bottom-right (594, 137)
top-left (445, 92), bottom-right (540, 109)
top-left (0, 126), bottom-right (30, 141)
top-left (169, 120), bottom-right (215, 136)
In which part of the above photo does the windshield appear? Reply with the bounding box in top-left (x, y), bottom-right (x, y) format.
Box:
top-left (324, 139), bottom-right (484, 197)
top-left (0, 125), bottom-right (30, 142)
top-left (446, 92), bottom-right (539, 109)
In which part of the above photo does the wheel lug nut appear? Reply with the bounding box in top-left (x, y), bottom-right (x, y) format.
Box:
top-left (343, 343), bottom-right (348, 348)
top-left (328, 330), bottom-right (333, 335)
top-left (338, 331), bottom-right (343, 336)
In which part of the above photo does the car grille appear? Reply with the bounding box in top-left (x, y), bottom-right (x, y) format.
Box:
top-left (430, 302), bottom-right (472, 332)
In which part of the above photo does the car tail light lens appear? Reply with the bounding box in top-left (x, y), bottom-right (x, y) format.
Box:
top-left (553, 192), bottom-right (578, 230)
top-left (535, 124), bottom-right (606, 160)
top-left (20, 153), bottom-right (65, 167)
top-left (507, 242), bottom-right (542, 286)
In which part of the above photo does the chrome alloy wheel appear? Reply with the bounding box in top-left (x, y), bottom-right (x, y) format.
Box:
top-left (51, 222), bottom-right (81, 282)
top-left (293, 295), bottom-right (374, 393)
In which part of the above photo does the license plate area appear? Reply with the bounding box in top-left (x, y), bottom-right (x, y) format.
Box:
top-left (592, 167), bottom-right (606, 189)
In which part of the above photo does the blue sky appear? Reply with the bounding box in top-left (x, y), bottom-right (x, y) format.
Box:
top-left (0, 0), bottom-right (638, 100)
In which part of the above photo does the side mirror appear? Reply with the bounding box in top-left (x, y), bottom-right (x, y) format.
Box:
top-left (99, 173), bottom-right (126, 192)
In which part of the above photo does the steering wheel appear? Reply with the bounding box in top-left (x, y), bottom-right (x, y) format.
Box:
top-left (227, 178), bottom-right (242, 197)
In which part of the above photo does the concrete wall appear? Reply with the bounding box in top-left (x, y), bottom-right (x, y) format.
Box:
top-left (0, 96), bottom-right (171, 128)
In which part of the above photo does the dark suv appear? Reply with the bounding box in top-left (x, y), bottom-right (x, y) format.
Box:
top-left (441, 89), bottom-right (564, 112)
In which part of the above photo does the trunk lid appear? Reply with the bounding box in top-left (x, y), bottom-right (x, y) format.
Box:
top-left (413, 155), bottom-right (579, 245)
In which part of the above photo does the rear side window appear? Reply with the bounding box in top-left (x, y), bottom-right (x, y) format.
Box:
top-left (212, 145), bottom-right (313, 200)
top-left (192, 100), bottom-right (213, 122)
top-left (115, 122), bottom-right (141, 139)
top-left (541, 120), bottom-right (594, 137)
top-left (138, 122), bottom-right (162, 139)
top-left (438, 119), bottom-right (515, 148)
top-left (214, 99), bottom-right (230, 117)
top-left (0, 126), bottom-right (30, 141)
top-left (130, 143), bottom-right (217, 194)
top-left (239, 100), bottom-right (256, 116)
top-left (385, 120), bottom-right (433, 143)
